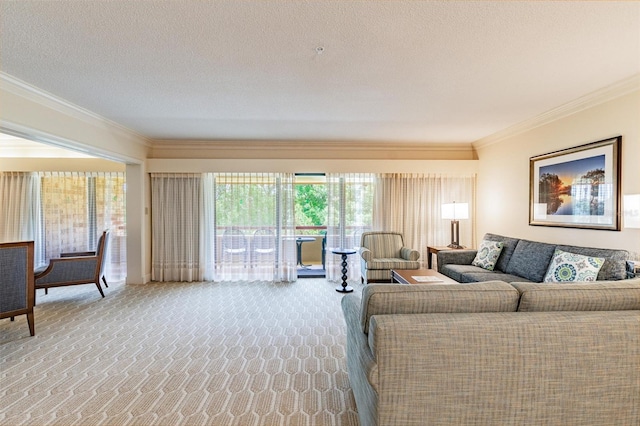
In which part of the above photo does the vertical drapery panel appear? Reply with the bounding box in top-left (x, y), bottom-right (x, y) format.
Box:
top-left (325, 173), bottom-right (375, 283)
top-left (151, 173), bottom-right (202, 282)
top-left (203, 172), bottom-right (296, 282)
top-left (93, 173), bottom-right (127, 281)
top-left (0, 172), bottom-right (43, 263)
top-left (277, 173), bottom-right (297, 282)
top-left (374, 173), bottom-right (477, 265)
top-left (38, 172), bottom-right (126, 280)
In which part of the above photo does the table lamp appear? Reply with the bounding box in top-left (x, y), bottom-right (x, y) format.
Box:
top-left (442, 202), bottom-right (469, 249)
top-left (624, 194), bottom-right (640, 229)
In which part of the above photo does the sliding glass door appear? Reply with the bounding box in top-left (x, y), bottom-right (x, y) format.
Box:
top-left (203, 173), bottom-right (297, 282)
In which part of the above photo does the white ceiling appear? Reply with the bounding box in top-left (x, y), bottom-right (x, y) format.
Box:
top-left (1, 1), bottom-right (639, 144)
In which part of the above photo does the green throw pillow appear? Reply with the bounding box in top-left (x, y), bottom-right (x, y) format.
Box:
top-left (472, 240), bottom-right (504, 271)
top-left (543, 249), bottom-right (605, 282)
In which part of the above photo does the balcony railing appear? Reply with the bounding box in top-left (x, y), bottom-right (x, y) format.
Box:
top-left (213, 225), bottom-right (369, 268)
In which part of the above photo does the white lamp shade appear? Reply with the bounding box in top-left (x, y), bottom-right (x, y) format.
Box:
top-left (624, 194), bottom-right (640, 229)
top-left (442, 203), bottom-right (469, 220)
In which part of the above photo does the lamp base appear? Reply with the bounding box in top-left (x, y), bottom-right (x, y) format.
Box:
top-left (448, 220), bottom-right (464, 249)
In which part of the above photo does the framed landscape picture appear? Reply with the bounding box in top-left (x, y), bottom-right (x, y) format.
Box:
top-left (529, 136), bottom-right (621, 231)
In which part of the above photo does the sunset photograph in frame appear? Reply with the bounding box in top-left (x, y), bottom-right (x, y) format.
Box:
top-left (529, 136), bottom-right (621, 230)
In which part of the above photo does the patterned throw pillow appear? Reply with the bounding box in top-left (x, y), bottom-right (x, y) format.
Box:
top-left (472, 240), bottom-right (504, 271)
top-left (543, 249), bottom-right (605, 282)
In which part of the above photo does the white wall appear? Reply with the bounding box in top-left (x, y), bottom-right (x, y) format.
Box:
top-left (476, 89), bottom-right (640, 256)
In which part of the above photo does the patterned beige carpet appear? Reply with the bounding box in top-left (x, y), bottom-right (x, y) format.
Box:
top-left (1, 279), bottom-right (362, 425)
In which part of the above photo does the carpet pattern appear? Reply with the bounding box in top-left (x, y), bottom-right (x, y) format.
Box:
top-left (0, 279), bottom-right (363, 425)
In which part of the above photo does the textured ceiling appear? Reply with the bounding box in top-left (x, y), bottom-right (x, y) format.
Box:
top-left (1, 1), bottom-right (639, 144)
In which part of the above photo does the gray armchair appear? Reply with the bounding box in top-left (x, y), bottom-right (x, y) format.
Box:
top-left (35, 230), bottom-right (109, 298)
top-left (0, 241), bottom-right (35, 336)
top-left (359, 231), bottom-right (420, 284)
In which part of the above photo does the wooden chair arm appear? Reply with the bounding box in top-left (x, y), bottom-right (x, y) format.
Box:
top-left (60, 251), bottom-right (96, 257)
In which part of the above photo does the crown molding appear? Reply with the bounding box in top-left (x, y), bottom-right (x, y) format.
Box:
top-left (151, 139), bottom-right (475, 152)
top-left (474, 73), bottom-right (640, 149)
top-left (150, 139), bottom-right (477, 160)
top-left (0, 72), bottom-right (152, 148)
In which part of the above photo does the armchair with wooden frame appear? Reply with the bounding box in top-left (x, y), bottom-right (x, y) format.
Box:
top-left (0, 241), bottom-right (35, 336)
top-left (34, 230), bottom-right (109, 299)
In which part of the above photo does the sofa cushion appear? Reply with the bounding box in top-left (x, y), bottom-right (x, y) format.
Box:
top-left (472, 239), bottom-right (504, 271)
top-left (458, 271), bottom-right (533, 284)
top-left (440, 264), bottom-right (487, 282)
top-left (442, 264), bottom-right (532, 284)
top-left (543, 249), bottom-right (604, 282)
top-left (365, 258), bottom-right (421, 270)
top-left (556, 245), bottom-right (629, 281)
top-left (512, 280), bottom-right (640, 311)
top-left (505, 239), bottom-right (557, 282)
top-left (483, 233), bottom-right (521, 272)
top-left (359, 281), bottom-right (519, 333)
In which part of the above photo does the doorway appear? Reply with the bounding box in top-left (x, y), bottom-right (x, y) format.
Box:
top-left (295, 174), bottom-right (327, 278)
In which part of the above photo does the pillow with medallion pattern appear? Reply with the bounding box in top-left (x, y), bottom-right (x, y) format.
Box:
top-left (543, 249), bottom-right (605, 282)
top-left (471, 239), bottom-right (504, 271)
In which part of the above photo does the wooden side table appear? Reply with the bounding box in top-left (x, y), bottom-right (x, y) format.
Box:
top-left (426, 246), bottom-right (466, 269)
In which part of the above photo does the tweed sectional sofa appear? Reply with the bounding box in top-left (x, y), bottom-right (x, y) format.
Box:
top-left (437, 233), bottom-right (629, 283)
top-left (341, 279), bottom-right (640, 426)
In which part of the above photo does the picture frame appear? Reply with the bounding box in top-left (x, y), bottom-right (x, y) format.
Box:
top-left (529, 136), bottom-right (621, 231)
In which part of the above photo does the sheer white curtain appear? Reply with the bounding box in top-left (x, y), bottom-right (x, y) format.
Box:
top-left (151, 173), bottom-right (202, 282)
top-left (374, 173), bottom-right (477, 265)
top-left (202, 173), bottom-right (297, 282)
top-left (39, 172), bottom-right (126, 280)
top-left (325, 173), bottom-right (375, 283)
top-left (0, 172), bottom-right (43, 263)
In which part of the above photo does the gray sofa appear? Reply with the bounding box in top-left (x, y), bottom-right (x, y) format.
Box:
top-left (437, 233), bottom-right (629, 283)
top-left (341, 280), bottom-right (640, 426)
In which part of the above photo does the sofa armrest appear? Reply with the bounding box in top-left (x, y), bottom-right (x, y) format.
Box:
top-left (436, 249), bottom-right (477, 273)
top-left (400, 247), bottom-right (420, 261)
top-left (359, 247), bottom-right (373, 262)
top-left (341, 294), bottom-right (380, 426)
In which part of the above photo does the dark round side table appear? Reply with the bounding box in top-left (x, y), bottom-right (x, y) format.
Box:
top-left (332, 248), bottom-right (357, 293)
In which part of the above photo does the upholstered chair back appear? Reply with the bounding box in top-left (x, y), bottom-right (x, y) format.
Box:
top-left (361, 232), bottom-right (404, 258)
